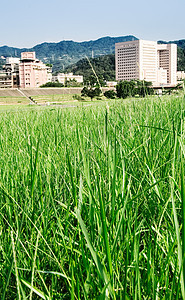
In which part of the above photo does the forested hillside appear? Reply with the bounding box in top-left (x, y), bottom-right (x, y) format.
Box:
top-left (0, 36), bottom-right (137, 69)
top-left (0, 37), bottom-right (185, 75)
top-left (64, 54), bottom-right (115, 82)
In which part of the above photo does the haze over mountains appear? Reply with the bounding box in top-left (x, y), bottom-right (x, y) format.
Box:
top-left (0, 35), bottom-right (185, 74)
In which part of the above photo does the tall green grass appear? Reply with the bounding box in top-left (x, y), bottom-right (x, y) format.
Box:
top-left (0, 94), bottom-right (185, 298)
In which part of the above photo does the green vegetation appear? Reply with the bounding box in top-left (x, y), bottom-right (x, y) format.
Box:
top-left (63, 48), bottom-right (185, 86)
top-left (116, 80), bottom-right (154, 98)
top-left (46, 63), bottom-right (53, 68)
top-left (40, 82), bottom-right (64, 88)
top-left (178, 47), bottom-right (185, 71)
top-left (0, 96), bottom-right (29, 105)
top-left (81, 86), bottom-right (101, 100)
top-left (33, 93), bottom-right (76, 103)
top-left (0, 37), bottom-right (185, 73)
top-left (64, 78), bottom-right (83, 88)
top-left (0, 36), bottom-right (137, 70)
top-left (64, 54), bottom-right (115, 82)
top-left (28, 93), bottom-right (107, 106)
top-left (0, 58), bottom-right (4, 70)
top-left (104, 90), bottom-right (117, 99)
top-left (1, 93), bottom-right (185, 298)
top-left (32, 93), bottom-right (82, 105)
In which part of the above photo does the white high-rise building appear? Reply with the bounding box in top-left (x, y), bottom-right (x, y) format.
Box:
top-left (115, 40), bottom-right (177, 86)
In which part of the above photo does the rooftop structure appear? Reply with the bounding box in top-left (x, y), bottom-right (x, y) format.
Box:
top-left (115, 40), bottom-right (177, 86)
top-left (21, 52), bottom-right (36, 61)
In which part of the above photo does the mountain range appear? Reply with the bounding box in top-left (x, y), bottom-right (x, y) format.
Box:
top-left (0, 36), bottom-right (185, 73)
top-left (0, 36), bottom-right (137, 70)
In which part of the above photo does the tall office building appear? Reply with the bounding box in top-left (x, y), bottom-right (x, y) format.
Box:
top-left (115, 40), bottom-right (177, 86)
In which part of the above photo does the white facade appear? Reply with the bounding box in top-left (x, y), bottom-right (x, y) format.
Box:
top-left (157, 43), bottom-right (177, 85)
top-left (52, 73), bottom-right (83, 84)
top-left (115, 40), bottom-right (177, 86)
top-left (6, 57), bottom-right (20, 64)
top-left (157, 68), bottom-right (167, 84)
top-left (0, 57), bottom-right (20, 88)
top-left (106, 81), bottom-right (117, 87)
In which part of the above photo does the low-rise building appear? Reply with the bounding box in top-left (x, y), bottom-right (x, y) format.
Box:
top-left (106, 81), bottom-right (117, 87)
top-left (0, 57), bottom-right (20, 88)
top-left (52, 73), bottom-right (83, 84)
top-left (0, 72), bottom-right (12, 88)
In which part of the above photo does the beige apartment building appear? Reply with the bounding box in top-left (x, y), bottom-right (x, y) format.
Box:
top-left (19, 52), bottom-right (52, 88)
top-left (115, 40), bottom-right (177, 86)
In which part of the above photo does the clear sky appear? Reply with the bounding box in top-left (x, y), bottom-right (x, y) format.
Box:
top-left (1, 0), bottom-right (184, 48)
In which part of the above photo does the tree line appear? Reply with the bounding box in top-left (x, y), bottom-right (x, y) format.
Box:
top-left (81, 80), bottom-right (154, 100)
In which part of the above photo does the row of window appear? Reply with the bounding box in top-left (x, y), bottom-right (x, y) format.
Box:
top-left (118, 76), bottom-right (137, 79)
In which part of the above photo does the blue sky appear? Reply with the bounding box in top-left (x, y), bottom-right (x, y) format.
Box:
top-left (1, 0), bottom-right (184, 47)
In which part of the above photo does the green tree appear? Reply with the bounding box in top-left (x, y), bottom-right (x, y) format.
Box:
top-left (46, 63), bottom-right (53, 68)
top-left (104, 90), bottom-right (116, 99)
top-left (64, 78), bottom-right (82, 87)
top-left (64, 54), bottom-right (116, 82)
top-left (116, 80), bottom-right (136, 99)
top-left (136, 80), bottom-right (154, 97)
top-left (40, 81), bottom-right (64, 88)
top-left (116, 80), bottom-right (153, 99)
top-left (81, 87), bottom-right (101, 100)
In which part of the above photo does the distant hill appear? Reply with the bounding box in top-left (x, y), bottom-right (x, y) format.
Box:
top-left (0, 36), bottom-right (137, 70)
top-left (158, 39), bottom-right (185, 49)
top-left (64, 54), bottom-right (115, 82)
top-left (0, 36), bottom-right (184, 73)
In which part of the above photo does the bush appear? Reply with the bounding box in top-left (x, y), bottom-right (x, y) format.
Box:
top-left (40, 82), bottom-right (64, 88)
top-left (104, 90), bottom-right (116, 99)
top-left (81, 87), bottom-right (101, 100)
top-left (72, 94), bottom-right (85, 101)
top-left (65, 78), bottom-right (83, 87)
top-left (136, 80), bottom-right (154, 97)
top-left (116, 80), bottom-right (136, 99)
top-left (116, 80), bottom-right (154, 99)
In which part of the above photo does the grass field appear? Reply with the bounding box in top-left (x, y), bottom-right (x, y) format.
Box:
top-left (0, 93), bottom-right (106, 107)
top-left (0, 96), bottom-right (29, 105)
top-left (33, 94), bottom-right (81, 104)
top-left (0, 93), bottom-right (185, 299)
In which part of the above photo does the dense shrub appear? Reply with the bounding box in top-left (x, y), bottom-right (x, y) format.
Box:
top-left (104, 90), bottom-right (117, 99)
top-left (81, 87), bottom-right (101, 100)
top-left (116, 80), bottom-right (154, 98)
top-left (40, 81), bottom-right (64, 88)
